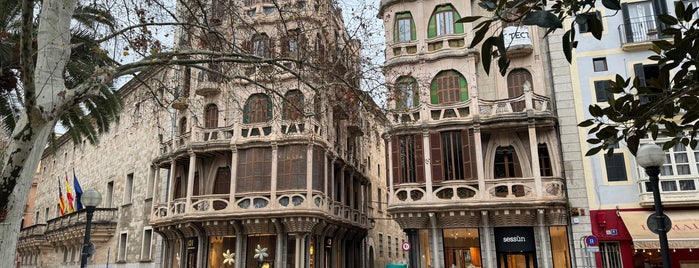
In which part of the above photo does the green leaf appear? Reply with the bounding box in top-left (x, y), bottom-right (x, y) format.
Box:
top-left (659, 14), bottom-right (678, 25)
top-left (469, 21), bottom-right (491, 48)
top-left (562, 30), bottom-right (573, 63)
top-left (589, 16), bottom-right (603, 40)
top-left (522, 10), bottom-right (563, 29)
top-left (602, 0), bottom-right (622, 10)
top-left (586, 146), bottom-right (603, 156)
top-left (456, 16), bottom-right (482, 23)
top-left (578, 119), bottom-right (595, 127)
top-left (675, 0), bottom-right (686, 22)
top-left (481, 37), bottom-right (496, 75)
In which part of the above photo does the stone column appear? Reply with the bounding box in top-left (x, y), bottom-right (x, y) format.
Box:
top-left (538, 209), bottom-right (550, 268)
top-left (230, 146), bottom-right (238, 206)
top-left (167, 159), bottom-right (176, 211)
top-left (385, 135), bottom-right (394, 203)
top-left (271, 142), bottom-right (279, 202)
top-left (185, 152), bottom-right (197, 212)
top-left (422, 131), bottom-right (432, 201)
top-left (307, 145), bottom-right (314, 207)
top-left (473, 127), bottom-right (486, 199)
top-left (528, 125), bottom-right (542, 197)
top-left (481, 211), bottom-right (493, 268)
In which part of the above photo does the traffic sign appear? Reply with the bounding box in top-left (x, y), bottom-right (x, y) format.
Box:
top-left (401, 241), bottom-right (410, 251)
top-left (647, 213), bottom-right (672, 234)
top-left (585, 235), bottom-right (598, 247)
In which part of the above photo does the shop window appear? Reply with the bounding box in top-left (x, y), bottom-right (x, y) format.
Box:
top-left (205, 104), bottom-right (219, 128)
top-left (594, 80), bottom-right (614, 102)
top-left (430, 70), bottom-right (468, 104)
top-left (419, 230), bottom-right (432, 267)
top-left (395, 76), bottom-right (419, 109)
top-left (429, 130), bottom-right (476, 181)
top-left (282, 90), bottom-right (304, 120)
top-left (443, 228), bottom-right (481, 268)
top-left (494, 146), bottom-right (522, 178)
top-left (604, 153), bottom-right (628, 182)
top-left (246, 235), bottom-right (276, 267)
top-left (549, 226), bottom-right (571, 268)
top-left (209, 236), bottom-right (237, 268)
top-left (577, 11), bottom-right (602, 33)
top-left (277, 145), bottom-right (307, 190)
top-left (593, 57), bottom-right (607, 72)
top-left (600, 242), bottom-right (622, 268)
top-left (427, 4), bottom-right (464, 38)
top-left (244, 93), bottom-right (272, 123)
top-left (538, 143), bottom-right (553, 176)
top-left (394, 12), bottom-right (416, 42)
top-left (236, 147), bottom-right (273, 193)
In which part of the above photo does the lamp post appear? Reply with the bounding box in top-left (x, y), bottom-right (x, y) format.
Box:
top-left (637, 143), bottom-right (671, 268)
top-left (80, 189), bottom-right (102, 268)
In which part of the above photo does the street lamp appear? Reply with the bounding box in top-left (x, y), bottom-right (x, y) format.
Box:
top-left (637, 143), bottom-right (671, 268)
top-left (80, 189), bottom-right (102, 268)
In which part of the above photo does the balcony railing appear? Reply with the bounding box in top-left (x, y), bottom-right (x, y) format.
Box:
top-left (390, 176), bottom-right (565, 207)
top-left (18, 208), bottom-right (118, 247)
top-left (638, 177), bottom-right (699, 207)
top-left (151, 191), bottom-right (369, 227)
top-left (618, 16), bottom-right (663, 44)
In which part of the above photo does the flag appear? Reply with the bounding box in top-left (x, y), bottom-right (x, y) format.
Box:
top-left (73, 170), bottom-right (84, 210)
top-left (58, 179), bottom-right (66, 216)
top-left (64, 174), bottom-right (75, 213)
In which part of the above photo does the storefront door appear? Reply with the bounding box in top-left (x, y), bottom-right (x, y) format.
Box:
top-left (494, 227), bottom-right (537, 268)
top-left (497, 252), bottom-right (537, 268)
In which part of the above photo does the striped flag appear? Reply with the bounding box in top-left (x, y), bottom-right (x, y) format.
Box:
top-left (58, 179), bottom-right (66, 216)
top-left (64, 174), bottom-right (75, 213)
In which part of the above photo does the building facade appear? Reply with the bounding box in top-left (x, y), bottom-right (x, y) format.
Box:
top-left (15, 0), bottom-right (405, 266)
top-left (562, 0), bottom-right (699, 267)
top-left (378, 0), bottom-right (571, 267)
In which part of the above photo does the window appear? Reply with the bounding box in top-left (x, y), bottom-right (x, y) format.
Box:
top-left (205, 104), bottom-right (219, 128)
top-left (236, 147), bottom-right (273, 193)
top-left (394, 12), bottom-right (415, 42)
top-left (661, 143), bottom-right (691, 176)
top-left (124, 173), bottom-right (133, 204)
top-left (507, 69), bottom-right (531, 111)
top-left (428, 5), bottom-right (463, 37)
top-left (577, 11), bottom-right (602, 33)
top-left (599, 242), bottom-right (622, 268)
top-left (430, 130), bottom-right (476, 181)
top-left (252, 34), bottom-right (270, 58)
top-left (538, 143), bottom-right (553, 176)
top-left (263, 6), bottom-right (276, 14)
top-left (118, 232), bottom-right (128, 261)
top-left (107, 181), bottom-right (114, 208)
top-left (594, 80), bottom-right (614, 102)
top-left (604, 153), bottom-right (628, 182)
top-left (430, 70), bottom-right (468, 104)
top-left (388, 235), bottom-right (392, 258)
top-left (494, 146), bottom-right (522, 178)
top-left (141, 228), bottom-right (153, 260)
top-left (378, 189), bottom-right (382, 211)
top-left (277, 145), bottom-right (307, 190)
top-left (378, 233), bottom-right (384, 257)
top-left (395, 76), bottom-right (418, 109)
top-left (593, 57), bottom-right (607, 72)
top-left (621, 1), bottom-right (665, 43)
top-left (179, 117), bottom-right (187, 135)
top-left (392, 134), bottom-right (425, 184)
top-left (244, 94), bottom-right (272, 123)
top-left (634, 63), bottom-right (665, 104)
top-left (316, 33), bottom-right (327, 63)
top-left (212, 167), bottom-right (231, 195)
top-left (282, 90), bottom-right (304, 120)
top-left (282, 29), bottom-right (306, 58)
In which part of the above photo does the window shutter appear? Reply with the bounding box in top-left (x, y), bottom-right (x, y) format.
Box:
top-left (267, 37), bottom-right (275, 58)
top-left (461, 129), bottom-right (475, 180)
top-left (213, 168), bottom-right (231, 194)
top-left (391, 136), bottom-right (401, 184)
top-left (414, 134), bottom-right (425, 183)
top-left (267, 96), bottom-right (273, 120)
top-left (242, 40), bottom-right (252, 53)
top-left (621, 4), bottom-right (633, 42)
top-left (430, 132), bottom-right (443, 182)
top-left (633, 63), bottom-right (646, 87)
top-left (512, 148), bottom-right (523, 177)
top-left (594, 80), bottom-right (613, 102)
top-left (243, 100), bottom-right (250, 123)
top-left (193, 172), bottom-right (200, 195)
top-left (281, 36), bottom-right (290, 57)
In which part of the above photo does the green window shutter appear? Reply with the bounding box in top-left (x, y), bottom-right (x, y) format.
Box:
top-left (428, 14), bottom-right (437, 38)
top-left (243, 100), bottom-right (250, 123)
top-left (459, 75), bottom-right (468, 101)
top-left (267, 96), bottom-right (273, 120)
top-left (411, 18), bottom-right (417, 40)
top-left (454, 10), bottom-right (464, 34)
top-left (430, 79), bottom-right (439, 104)
top-left (411, 78), bottom-right (419, 107)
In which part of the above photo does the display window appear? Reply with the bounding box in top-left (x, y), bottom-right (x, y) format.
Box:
top-left (442, 228), bottom-right (482, 268)
top-left (209, 236), bottom-right (237, 268)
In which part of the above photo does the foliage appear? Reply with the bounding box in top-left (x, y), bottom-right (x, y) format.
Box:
top-left (463, 0), bottom-right (699, 155)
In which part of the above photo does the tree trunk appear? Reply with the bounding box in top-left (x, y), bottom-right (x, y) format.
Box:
top-left (0, 0), bottom-right (76, 265)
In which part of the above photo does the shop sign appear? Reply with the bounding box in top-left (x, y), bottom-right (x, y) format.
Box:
top-left (502, 26), bottom-right (531, 47)
top-left (494, 227), bottom-right (536, 252)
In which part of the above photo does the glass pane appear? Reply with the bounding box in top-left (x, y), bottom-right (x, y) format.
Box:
top-left (419, 229), bottom-right (432, 268)
top-left (677, 164), bottom-right (691, 175)
top-left (680, 180), bottom-right (696, 191)
top-left (398, 19), bottom-right (411, 42)
top-left (549, 226), bottom-right (571, 268)
top-left (443, 228), bottom-right (481, 268)
top-left (644, 181), bottom-right (652, 192)
top-left (661, 181), bottom-right (677, 191)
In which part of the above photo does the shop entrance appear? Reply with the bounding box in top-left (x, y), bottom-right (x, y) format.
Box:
top-left (494, 227), bottom-right (537, 268)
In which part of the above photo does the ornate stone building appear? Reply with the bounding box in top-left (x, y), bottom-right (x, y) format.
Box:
top-left (378, 0), bottom-right (571, 267)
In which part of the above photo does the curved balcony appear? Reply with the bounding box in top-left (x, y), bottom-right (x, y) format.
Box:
top-left (387, 90), bottom-right (553, 128)
top-left (389, 176), bottom-right (565, 210)
top-left (17, 224), bottom-right (47, 251)
top-left (17, 209), bottom-right (118, 250)
top-left (151, 191), bottom-right (370, 228)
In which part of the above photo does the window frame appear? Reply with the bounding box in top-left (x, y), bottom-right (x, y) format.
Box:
top-left (394, 12), bottom-right (416, 42)
top-left (430, 70), bottom-right (468, 105)
top-left (395, 76), bottom-right (418, 109)
top-left (244, 94), bottom-right (273, 123)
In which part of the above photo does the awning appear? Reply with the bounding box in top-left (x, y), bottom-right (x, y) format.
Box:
top-left (620, 211), bottom-right (699, 249)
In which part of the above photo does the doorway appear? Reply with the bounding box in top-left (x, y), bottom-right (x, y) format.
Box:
top-left (497, 252), bottom-right (537, 268)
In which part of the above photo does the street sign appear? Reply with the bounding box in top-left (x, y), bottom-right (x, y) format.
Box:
top-left (585, 235), bottom-right (598, 247)
top-left (586, 246), bottom-right (600, 252)
top-left (401, 241), bottom-right (410, 251)
top-left (647, 213), bottom-right (672, 234)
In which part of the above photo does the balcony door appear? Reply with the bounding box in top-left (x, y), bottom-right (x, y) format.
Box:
top-left (622, 0), bottom-right (667, 43)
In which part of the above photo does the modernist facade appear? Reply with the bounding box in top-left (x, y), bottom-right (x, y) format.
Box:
top-left (15, 0), bottom-right (405, 266)
top-left (378, 1), bottom-right (571, 267)
top-left (562, 0), bottom-right (699, 267)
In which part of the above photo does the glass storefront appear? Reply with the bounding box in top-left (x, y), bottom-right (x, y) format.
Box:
top-left (442, 228), bottom-right (482, 268)
top-left (209, 236), bottom-right (237, 268)
top-left (549, 226), bottom-right (571, 268)
top-left (246, 235), bottom-right (277, 268)
top-left (419, 229), bottom-right (431, 268)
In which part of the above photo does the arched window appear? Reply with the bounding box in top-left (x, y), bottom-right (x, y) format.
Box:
top-left (179, 117), bottom-right (187, 134)
top-left (244, 94), bottom-right (272, 123)
top-left (428, 5), bottom-right (463, 38)
top-left (283, 90), bottom-right (305, 120)
top-left (507, 68), bottom-right (532, 98)
top-left (251, 33), bottom-right (270, 58)
top-left (538, 143), bottom-right (553, 176)
top-left (394, 12), bottom-right (416, 42)
top-left (430, 70), bottom-right (468, 104)
top-left (204, 104), bottom-right (218, 128)
top-left (494, 145), bottom-right (522, 178)
top-left (395, 76), bottom-right (418, 109)
top-left (282, 29), bottom-right (306, 58)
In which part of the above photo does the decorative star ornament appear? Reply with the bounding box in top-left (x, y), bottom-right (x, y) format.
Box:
top-left (253, 244), bottom-right (269, 262)
top-left (222, 249), bottom-right (235, 265)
